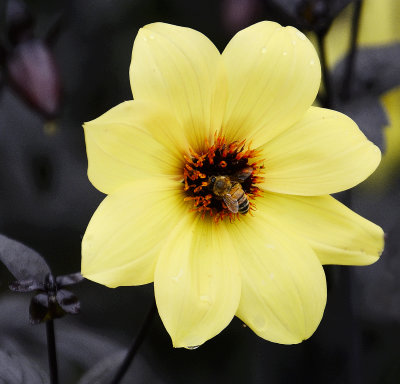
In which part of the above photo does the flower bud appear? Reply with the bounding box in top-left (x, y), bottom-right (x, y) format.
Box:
top-left (6, 39), bottom-right (61, 119)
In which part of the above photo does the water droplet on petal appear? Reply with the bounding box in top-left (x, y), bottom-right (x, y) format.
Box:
top-left (143, 36), bottom-right (148, 41)
top-left (200, 295), bottom-right (211, 304)
top-left (261, 47), bottom-right (267, 54)
top-left (171, 269), bottom-right (183, 283)
top-left (310, 59), bottom-right (315, 66)
top-left (149, 34), bottom-right (155, 40)
top-left (185, 345), bottom-right (200, 350)
top-left (292, 40), bottom-right (297, 46)
top-left (269, 273), bottom-right (275, 280)
top-left (282, 51), bottom-right (287, 56)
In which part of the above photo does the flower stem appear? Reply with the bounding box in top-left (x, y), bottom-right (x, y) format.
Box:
top-left (340, 0), bottom-right (363, 101)
top-left (46, 320), bottom-right (59, 384)
top-left (341, 268), bottom-right (363, 384)
top-left (316, 32), bottom-right (332, 108)
top-left (339, 4), bottom-right (364, 373)
top-left (110, 301), bottom-right (157, 384)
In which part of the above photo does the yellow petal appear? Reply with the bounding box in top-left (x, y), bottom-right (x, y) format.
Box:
top-left (229, 214), bottom-right (326, 344)
top-left (261, 106), bottom-right (381, 195)
top-left (222, 21), bottom-right (321, 148)
top-left (81, 178), bottom-right (186, 287)
top-left (130, 22), bottom-right (227, 152)
top-left (258, 193), bottom-right (384, 266)
top-left (83, 100), bottom-right (186, 194)
top-left (155, 217), bottom-right (241, 348)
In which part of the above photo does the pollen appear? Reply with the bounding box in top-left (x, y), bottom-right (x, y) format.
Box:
top-left (183, 134), bottom-right (264, 222)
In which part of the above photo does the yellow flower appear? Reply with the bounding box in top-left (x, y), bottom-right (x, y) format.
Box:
top-left (81, 22), bottom-right (384, 348)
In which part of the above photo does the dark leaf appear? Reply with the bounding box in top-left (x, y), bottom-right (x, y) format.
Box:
top-left (337, 97), bottom-right (388, 151)
top-left (78, 351), bottom-right (164, 384)
top-left (0, 234), bottom-right (50, 281)
top-left (56, 289), bottom-right (80, 314)
top-left (6, 39), bottom-right (61, 119)
top-left (9, 279), bottom-right (44, 292)
top-left (0, 296), bottom-right (121, 369)
top-left (331, 44), bottom-right (400, 152)
top-left (78, 352), bottom-right (124, 384)
top-left (354, 211), bottom-right (400, 323)
top-left (333, 44), bottom-right (400, 97)
top-left (56, 272), bottom-right (84, 287)
top-left (0, 349), bottom-right (49, 384)
top-left (29, 293), bottom-right (49, 324)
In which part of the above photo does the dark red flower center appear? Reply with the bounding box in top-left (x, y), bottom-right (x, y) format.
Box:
top-left (183, 135), bottom-right (264, 222)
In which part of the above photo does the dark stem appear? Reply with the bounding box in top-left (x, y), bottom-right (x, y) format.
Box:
top-left (340, 0), bottom-right (363, 100)
top-left (316, 32), bottom-right (332, 108)
top-left (341, 268), bottom-right (362, 384)
top-left (110, 301), bottom-right (157, 384)
top-left (46, 320), bottom-right (59, 384)
top-left (339, 4), bottom-right (364, 376)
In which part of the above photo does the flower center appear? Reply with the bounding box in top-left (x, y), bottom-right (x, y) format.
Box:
top-left (183, 135), bottom-right (264, 222)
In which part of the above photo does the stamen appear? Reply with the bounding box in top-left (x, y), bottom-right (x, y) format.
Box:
top-left (183, 135), bottom-right (264, 222)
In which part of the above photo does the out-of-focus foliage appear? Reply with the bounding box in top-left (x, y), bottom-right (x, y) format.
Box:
top-left (372, 87), bottom-right (400, 188)
top-left (323, 0), bottom-right (400, 66)
top-left (0, 296), bottom-right (162, 383)
top-left (0, 349), bottom-right (49, 384)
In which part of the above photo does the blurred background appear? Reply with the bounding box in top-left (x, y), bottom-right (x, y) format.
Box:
top-left (0, 0), bottom-right (399, 383)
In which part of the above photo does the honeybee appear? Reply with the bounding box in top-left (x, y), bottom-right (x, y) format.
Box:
top-left (209, 167), bottom-right (253, 214)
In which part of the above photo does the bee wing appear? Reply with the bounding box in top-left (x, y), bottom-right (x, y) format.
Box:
top-left (223, 194), bottom-right (239, 213)
top-left (235, 167), bottom-right (253, 182)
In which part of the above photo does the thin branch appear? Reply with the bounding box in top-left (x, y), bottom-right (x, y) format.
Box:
top-left (46, 320), bottom-right (59, 384)
top-left (340, 0), bottom-right (364, 100)
top-left (110, 301), bottom-right (157, 384)
top-left (317, 32), bottom-right (332, 108)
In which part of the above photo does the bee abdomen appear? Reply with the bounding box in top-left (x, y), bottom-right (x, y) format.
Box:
top-left (238, 193), bottom-right (249, 214)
